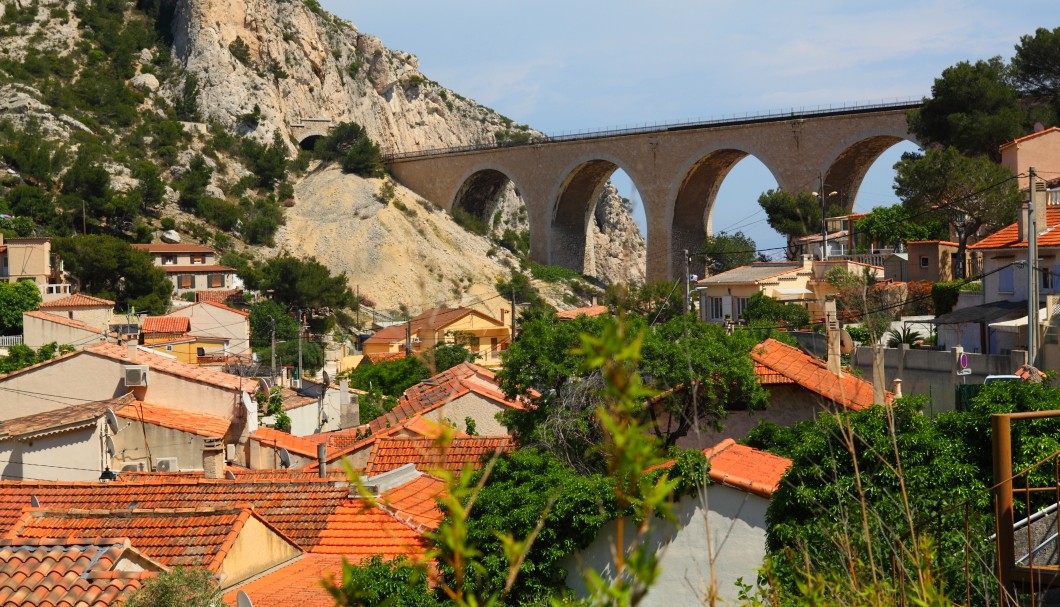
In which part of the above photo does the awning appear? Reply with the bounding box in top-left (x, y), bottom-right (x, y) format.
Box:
top-left (927, 300), bottom-right (1027, 325)
top-left (989, 308), bottom-right (1048, 333)
top-left (774, 287), bottom-right (813, 301)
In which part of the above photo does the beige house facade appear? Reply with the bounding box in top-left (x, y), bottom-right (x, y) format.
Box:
top-left (364, 307), bottom-right (510, 367)
top-left (0, 235), bottom-right (69, 300)
top-left (37, 293), bottom-right (114, 330)
top-left (1001, 127), bottom-right (1060, 191)
top-left (164, 300), bottom-right (251, 358)
top-left (22, 311), bottom-right (106, 350)
top-left (131, 243), bottom-right (238, 296)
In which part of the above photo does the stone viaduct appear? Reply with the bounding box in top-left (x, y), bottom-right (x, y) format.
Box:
top-left (386, 101), bottom-right (922, 281)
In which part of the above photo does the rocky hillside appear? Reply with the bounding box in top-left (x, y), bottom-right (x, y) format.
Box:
top-left (0, 0), bottom-right (646, 317)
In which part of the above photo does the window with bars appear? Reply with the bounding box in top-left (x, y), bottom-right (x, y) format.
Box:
top-left (709, 297), bottom-right (724, 320)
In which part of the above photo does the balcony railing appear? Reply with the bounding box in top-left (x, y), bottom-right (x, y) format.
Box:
top-left (0, 335), bottom-right (24, 347)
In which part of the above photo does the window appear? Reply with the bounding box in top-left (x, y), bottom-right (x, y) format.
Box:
top-left (709, 297), bottom-right (724, 320)
top-left (190, 253), bottom-right (206, 265)
top-left (177, 274), bottom-right (194, 289)
top-left (207, 273), bottom-right (225, 288)
top-left (1042, 267), bottom-right (1054, 291)
top-left (733, 297), bottom-right (749, 320)
top-left (998, 265), bottom-right (1014, 293)
top-left (920, 256), bottom-right (929, 269)
top-left (162, 254), bottom-right (177, 265)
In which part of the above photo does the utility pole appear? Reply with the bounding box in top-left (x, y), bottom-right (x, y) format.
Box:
top-left (510, 286), bottom-right (517, 339)
top-left (819, 175), bottom-right (828, 261)
top-left (297, 309), bottom-right (304, 387)
top-left (682, 248), bottom-right (690, 316)
top-left (405, 309), bottom-right (412, 354)
top-left (270, 316), bottom-right (276, 382)
top-left (1028, 166), bottom-right (1040, 365)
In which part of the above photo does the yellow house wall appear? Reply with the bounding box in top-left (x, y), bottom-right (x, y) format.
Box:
top-left (1002, 131), bottom-right (1060, 190)
top-left (218, 515), bottom-right (301, 588)
top-left (363, 342), bottom-right (402, 356)
top-left (1, 238), bottom-right (51, 284)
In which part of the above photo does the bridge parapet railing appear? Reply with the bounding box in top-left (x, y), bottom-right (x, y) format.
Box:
top-left (383, 96), bottom-right (923, 161)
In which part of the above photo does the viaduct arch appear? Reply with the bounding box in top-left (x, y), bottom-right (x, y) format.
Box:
top-left (387, 102), bottom-right (922, 282)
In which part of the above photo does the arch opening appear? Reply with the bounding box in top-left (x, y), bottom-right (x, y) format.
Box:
top-left (551, 160), bottom-right (647, 284)
top-left (453, 169), bottom-right (514, 234)
top-left (673, 149), bottom-right (780, 278)
top-left (298, 134), bottom-right (324, 151)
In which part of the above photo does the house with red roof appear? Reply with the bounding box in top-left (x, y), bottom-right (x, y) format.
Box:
top-left (0, 234), bottom-right (69, 301)
top-left (365, 435), bottom-right (515, 476)
top-left (162, 299), bottom-right (252, 361)
top-left (566, 438), bottom-right (792, 606)
top-left (131, 243), bottom-right (238, 297)
top-left (363, 307), bottom-right (510, 368)
top-left (1001, 127), bottom-right (1060, 192)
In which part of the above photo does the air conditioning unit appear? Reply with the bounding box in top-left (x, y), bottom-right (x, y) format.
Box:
top-left (154, 457), bottom-right (178, 472)
top-left (120, 461), bottom-right (146, 473)
top-left (411, 337), bottom-right (422, 344)
top-left (123, 365), bottom-right (149, 387)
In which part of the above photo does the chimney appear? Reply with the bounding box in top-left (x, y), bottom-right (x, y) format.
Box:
top-left (203, 438), bottom-right (225, 480)
top-left (339, 380), bottom-right (359, 428)
top-left (824, 300), bottom-right (842, 376)
top-left (801, 254), bottom-right (813, 270)
top-left (892, 378), bottom-right (903, 398)
top-left (1019, 203), bottom-right (1029, 242)
top-left (1033, 179), bottom-right (1048, 238)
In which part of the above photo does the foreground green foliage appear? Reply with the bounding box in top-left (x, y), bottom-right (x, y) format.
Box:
top-left (0, 280), bottom-right (41, 334)
top-left (123, 567), bottom-right (222, 607)
top-left (0, 342), bottom-right (74, 374)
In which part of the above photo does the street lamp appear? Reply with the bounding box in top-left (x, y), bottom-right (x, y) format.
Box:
top-left (812, 187), bottom-right (839, 260)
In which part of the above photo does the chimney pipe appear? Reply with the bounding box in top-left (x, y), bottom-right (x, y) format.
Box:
top-left (892, 378), bottom-right (903, 398)
top-left (317, 443), bottom-right (327, 478)
top-left (824, 300), bottom-right (842, 376)
top-left (127, 343), bottom-right (138, 361)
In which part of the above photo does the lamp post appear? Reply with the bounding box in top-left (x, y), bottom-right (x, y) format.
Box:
top-left (812, 181), bottom-right (839, 260)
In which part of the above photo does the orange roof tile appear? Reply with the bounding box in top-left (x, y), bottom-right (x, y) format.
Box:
top-left (115, 401), bottom-right (231, 439)
top-left (314, 500), bottom-right (432, 556)
top-left (22, 310), bottom-right (105, 334)
top-left (251, 428), bottom-right (336, 459)
top-left (366, 436), bottom-right (514, 476)
top-left (378, 474), bottom-right (446, 530)
top-left (702, 439), bottom-right (792, 498)
top-left (0, 394), bottom-right (134, 440)
top-left (971, 207), bottom-right (1060, 250)
top-left (141, 315), bottom-right (190, 334)
top-left (131, 243), bottom-right (217, 253)
top-left (4, 506), bottom-right (269, 571)
top-left (0, 478), bottom-right (349, 551)
top-left (365, 351), bottom-right (411, 363)
top-left (0, 537), bottom-right (158, 607)
top-left (555, 305), bottom-right (609, 320)
top-left (223, 554), bottom-right (347, 607)
top-left (195, 289), bottom-right (243, 304)
top-left (85, 342), bottom-right (251, 392)
top-left (364, 308), bottom-right (502, 345)
top-left (751, 339), bottom-right (888, 410)
top-left (649, 438), bottom-right (792, 498)
top-left (753, 362), bottom-right (796, 385)
top-left (39, 293), bottom-right (114, 308)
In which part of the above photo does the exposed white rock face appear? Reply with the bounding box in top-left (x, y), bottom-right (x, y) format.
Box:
top-left (161, 229), bottom-right (182, 243)
top-left (131, 73), bottom-right (160, 92)
top-left (589, 184), bottom-right (647, 285)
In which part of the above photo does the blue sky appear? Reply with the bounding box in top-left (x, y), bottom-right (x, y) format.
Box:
top-left (320, 1), bottom-right (1055, 256)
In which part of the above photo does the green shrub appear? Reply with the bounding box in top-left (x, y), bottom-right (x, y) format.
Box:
top-left (313, 121), bottom-right (384, 177)
top-left (229, 36), bottom-right (251, 64)
top-left (528, 261), bottom-right (579, 283)
top-left (931, 281), bottom-right (963, 316)
top-left (450, 206), bottom-right (489, 236)
top-left (160, 217), bottom-right (176, 231)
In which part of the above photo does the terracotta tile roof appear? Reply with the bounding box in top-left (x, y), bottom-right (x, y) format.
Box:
top-left (250, 428), bottom-right (336, 459)
top-left (971, 207), bottom-right (1060, 250)
top-left (141, 315), bottom-right (190, 334)
top-left (4, 506), bottom-right (277, 571)
top-left (906, 240), bottom-right (960, 247)
top-left (364, 307), bottom-right (502, 345)
top-left (649, 438), bottom-right (792, 498)
top-left (38, 293), bottom-right (114, 308)
top-left (131, 243), bottom-right (217, 253)
top-left (157, 264), bottom-right (235, 273)
top-left (85, 342), bottom-right (251, 392)
top-left (0, 537), bottom-right (158, 607)
top-left (703, 439), bottom-right (792, 497)
top-left (696, 262), bottom-right (804, 285)
top-left (365, 351), bottom-right (410, 363)
top-left (314, 500), bottom-right (432, 556)
top-left (751, 338), bottom-right (888, 410)
top-left (195, 289), bottom-right (242, 304)
top-left (999, 126), bottom-right (1060, 150)
top-left (0, 478), bottom-right (349, 551)
top-left (377, 474), bottom-right (446, 530)
top-left (366, 436), bottom-right (515, 475)
top-left (223, 554), bottom-right (346, 607)
top-left (555, 305), bottom-right (609, 320)
top-left (400, 415), bottom-right (469, 439)
top-left (305, 427), bottom-right (373, 451)
top-left (0, 394), bottom-right (134, 441)
top-left (753, 362), bottom-right (796, 385)
top-left (115, 401), bottom-right (231, 439)
top-left (21, 310), bottom-right (104, 334)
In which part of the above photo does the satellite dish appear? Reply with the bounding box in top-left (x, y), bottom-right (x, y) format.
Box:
top-left (236, 591), bottom-right (254, 607)
top-left (30, 496), bottom-right (39, 508)
top-left (242, 392), bottom-right (254, 410)
top-left (257, 377), bottom-right (272, 393)
top-left (322, 370), bottom-right (330, 386)
top-left (840, 328), bottom-right (855, 355)
top-left (278, 448), bottom-right (291, 469)
top-left (104, 408), bottom-right (119, 435)
top-left (105, 436), bottom-right (116, 458)
top-left (225, 470), bottom-right (237, 480)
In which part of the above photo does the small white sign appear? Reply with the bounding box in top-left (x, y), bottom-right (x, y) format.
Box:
top-left (957, 368), bottom-right (972, 376)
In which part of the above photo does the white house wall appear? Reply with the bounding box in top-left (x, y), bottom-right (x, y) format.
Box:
top-left (0, 422), bottom-right (104, 482)
top-left (564, 483), bottom-right (771, 606)
top-left (22, 316), bottom-right (104, 350)
top-left (166, 306), bottom-right (250, 357)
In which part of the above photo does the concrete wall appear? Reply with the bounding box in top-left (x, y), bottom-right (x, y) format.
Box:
top-left (22, 315), bottom-right (104, 349)
top-left (166, 304), bottom-right (250, 357)
top-left (852, 345), bottom-right (1027, 414)
top-left (564, 483), bottom-right (770, 606)
top-left (435, 393), bottom-right (510, 436)
top-left (0, 422), bottom-right (104, 482)
top-left (112, 422), bottom-right (223, 472)
top-left (220, 515), bottom-right (301, 588)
